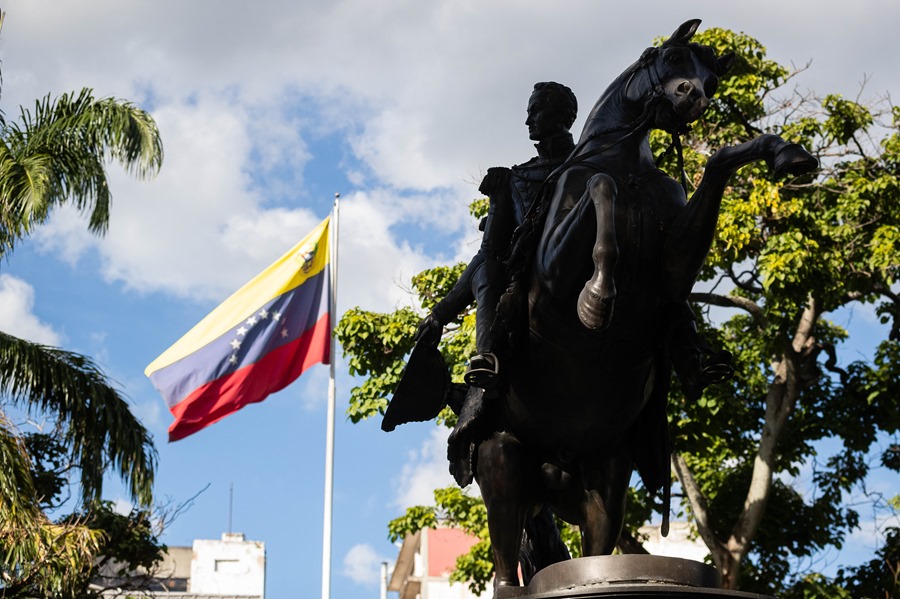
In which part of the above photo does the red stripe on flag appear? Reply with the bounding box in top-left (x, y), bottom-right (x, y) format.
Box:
top-left (167, 313), bottom-right (331, 442)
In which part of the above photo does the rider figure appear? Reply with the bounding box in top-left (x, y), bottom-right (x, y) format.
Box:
top-left (417, 82), bottom-right (578, 390)
top-left (416, 83), bottom-right (731, 401)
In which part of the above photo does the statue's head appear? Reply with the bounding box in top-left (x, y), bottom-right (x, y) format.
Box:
top-left (526, 82), bottom-right (578, 141)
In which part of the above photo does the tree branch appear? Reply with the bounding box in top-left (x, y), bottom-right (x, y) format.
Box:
top-left (689, 292), bottom-right (766, 326)
top-left (728, 296), bottom-right (820, 570)
top-left (727, 263), bottom-right (764, 294)
top-left (671, 454), bottom-right (724, 561)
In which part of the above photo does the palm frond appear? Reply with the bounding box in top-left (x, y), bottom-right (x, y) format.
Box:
top-left (1, 517), bottom-right (103, 597)
top-left (0, 414), bottom-right (41, 529)
top-left (0, 88), bottom-right (163, 255)
top-left (0, 331), bottom-right (157, 506)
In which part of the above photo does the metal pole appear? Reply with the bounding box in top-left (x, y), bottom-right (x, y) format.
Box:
top-left (380, 561), bottom-right (388, 599)
top-left (321, 194), bottom-right (340, 599)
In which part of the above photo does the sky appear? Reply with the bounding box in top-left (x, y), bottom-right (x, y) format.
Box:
top-left (2, 1), bottom-right (899, 597)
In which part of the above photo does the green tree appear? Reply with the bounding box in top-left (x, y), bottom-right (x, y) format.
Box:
top-left (336, 27), bottom-right (900, 594)
top-left (0, 11), bottom-right (164, 596)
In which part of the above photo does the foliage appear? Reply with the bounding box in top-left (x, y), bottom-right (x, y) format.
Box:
top-left (835, 526), bottom-right (900, 598)
top-left (59, 500), bottom-right (168, 598)
top-left (0, 332), bottom-right (156, 505)
top-left (667, 26), bottom-right (900, 593)
top-left (781, 527), bottom-right (900, 599)
top-left (0, 15), bottom-right (165, 595)
top-left (338, 25), bottom-right (900, 594)
top-left (387, 487), bottom-right (494, 595)
top-left (0, 88), bottom-right (164, 256)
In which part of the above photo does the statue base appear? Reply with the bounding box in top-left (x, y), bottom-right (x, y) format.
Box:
top-left (496, 556), bottom-right (775, 598)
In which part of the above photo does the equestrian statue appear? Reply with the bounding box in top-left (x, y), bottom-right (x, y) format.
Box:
top-left (382, 19), bottom-right (817, 595)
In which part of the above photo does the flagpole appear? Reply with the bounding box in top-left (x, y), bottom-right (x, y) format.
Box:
top-left (322, 193), bottom-right (340, 599)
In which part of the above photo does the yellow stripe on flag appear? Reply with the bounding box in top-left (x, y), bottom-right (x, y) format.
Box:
top-left (145, 217), bottom-right (330, 375)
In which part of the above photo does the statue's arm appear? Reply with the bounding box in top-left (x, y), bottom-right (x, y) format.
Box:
top-left (414, 253), bottom-right (482, 347)
top-left (431, 253), bottom-right (481, 323)
top-left (417, 166), bottom-right (511, 345)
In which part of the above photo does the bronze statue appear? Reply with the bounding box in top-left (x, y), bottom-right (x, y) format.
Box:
top-left (416, 82), bottom-right (579, 388)
top-left (384, 19), bottom-right (817, 595)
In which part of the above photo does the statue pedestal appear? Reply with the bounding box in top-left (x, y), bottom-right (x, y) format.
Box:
top-left (496, 556), bottom-right (776, 598)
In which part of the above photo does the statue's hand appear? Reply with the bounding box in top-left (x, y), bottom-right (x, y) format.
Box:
top-left (479, 167), bottom-right (512, 196)
top-left (414, 313), bottom-right (443, 348)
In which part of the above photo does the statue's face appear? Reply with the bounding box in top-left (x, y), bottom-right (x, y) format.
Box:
top-left (526, 90), bottom-right (569, 141)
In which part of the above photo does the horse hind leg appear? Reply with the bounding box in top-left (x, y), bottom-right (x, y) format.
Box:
top-left (577, 173), bottom-right (619, 331)
top-left (578, 447), bottom-right (632, 556)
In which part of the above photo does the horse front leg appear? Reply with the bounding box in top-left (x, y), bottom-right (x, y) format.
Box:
top-left (661, 134), bottom-right (817, 301)
top-left (577, 174), bottom-right (619, 330)
top-left (539, 171), bottom-right (619, 330)
top-left (475, 431), bottom-right (540, 593)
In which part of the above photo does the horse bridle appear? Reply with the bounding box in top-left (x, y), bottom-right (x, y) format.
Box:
top-left (503, 44), bottom-right (694, 274)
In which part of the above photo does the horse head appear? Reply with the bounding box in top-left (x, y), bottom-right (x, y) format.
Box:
top-left (624, 19), bottom-right (735, 133)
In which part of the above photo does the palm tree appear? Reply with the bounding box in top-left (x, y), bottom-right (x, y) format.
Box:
top-left (0, 11), bottom-right (164, 595)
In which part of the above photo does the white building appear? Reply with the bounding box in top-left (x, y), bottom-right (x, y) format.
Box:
top-left (191, 532), bottom-right (266, 596)
top-left (638, 522), bottom-right (709, 562)
top-left (98, 532), bottom-right (265, 599)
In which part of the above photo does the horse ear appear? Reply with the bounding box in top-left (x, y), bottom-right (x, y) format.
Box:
top-left (663, 19), bottom-right (702, 46)
top-left (716, 51), bottom-right (736, 76)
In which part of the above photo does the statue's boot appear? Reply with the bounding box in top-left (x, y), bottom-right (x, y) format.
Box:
top-left (668, 319), bottom-right (734, 401)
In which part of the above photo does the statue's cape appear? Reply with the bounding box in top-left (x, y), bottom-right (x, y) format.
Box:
top-left (381, 341), bottom-right (451, 432)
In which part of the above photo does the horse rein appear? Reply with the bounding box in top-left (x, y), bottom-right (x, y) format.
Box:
top-left (502, 45), bottom-right (693, 276)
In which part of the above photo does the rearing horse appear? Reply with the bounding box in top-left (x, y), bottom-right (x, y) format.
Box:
top-left (471, 19), bottom-right (816, 592)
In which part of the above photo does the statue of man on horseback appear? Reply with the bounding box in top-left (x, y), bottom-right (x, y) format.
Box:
top-left (382, 18), bottom-right (817, 597)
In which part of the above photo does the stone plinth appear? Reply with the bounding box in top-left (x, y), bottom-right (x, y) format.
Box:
top-left (496, 556), bottom-right (775, 599)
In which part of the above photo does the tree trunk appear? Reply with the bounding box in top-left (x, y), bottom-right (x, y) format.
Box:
top-left (675, 296), bottom-right (820, 590)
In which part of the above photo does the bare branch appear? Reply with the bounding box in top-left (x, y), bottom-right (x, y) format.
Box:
top-left (727, 263), bottom-right (763, 295)
top-left (690, 292), bottom-right (766, 326)
top-left (671, 454), bottom-right (724, 560)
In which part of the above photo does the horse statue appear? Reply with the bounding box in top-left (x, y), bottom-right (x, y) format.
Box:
top-left (384, 19), bottom-right (817, 595)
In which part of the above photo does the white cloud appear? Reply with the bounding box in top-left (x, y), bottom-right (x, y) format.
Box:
top-left (10, 0), bottom-right (900, 314)
top-left (32, 97), bottom-right (323, 303)
top-left (342, 543), bottom-right (389, 586)
top-left (6, 1), bottom-right (900, 196)
top-left (392, 427), bottom-right (456, 509)
top-left (0, 275), bottom-right (63, 345)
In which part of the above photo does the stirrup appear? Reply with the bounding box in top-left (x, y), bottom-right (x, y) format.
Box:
top-left (464, 353), bottom-right (500, 389)
top-left (700, 350), bottom-right (734, 384)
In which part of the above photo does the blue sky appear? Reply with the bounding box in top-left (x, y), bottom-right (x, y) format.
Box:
top-left (2, 1), bottom-right (899, 597)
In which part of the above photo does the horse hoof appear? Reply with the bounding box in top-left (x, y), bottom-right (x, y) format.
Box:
top-left (577, 285), bottom-right (615, 331)
top-left (772, 142), bottom-right (818, 176)
top-left (494, 583), bottom-right (527, 599)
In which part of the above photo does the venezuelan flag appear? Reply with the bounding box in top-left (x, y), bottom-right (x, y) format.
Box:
top-left (146, 217), bottom-right (332, 442)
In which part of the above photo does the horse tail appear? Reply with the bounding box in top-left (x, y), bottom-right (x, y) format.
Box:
top-left (519, 504), bottom-right (570, 585)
